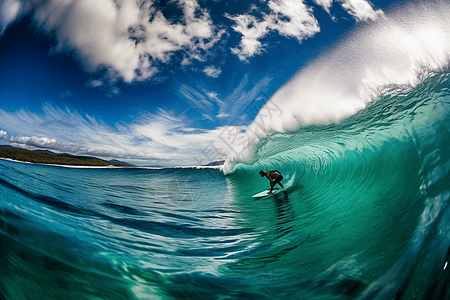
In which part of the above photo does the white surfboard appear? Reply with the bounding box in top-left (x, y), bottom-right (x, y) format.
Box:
top-left (252, 189), bottom-right (284, 198)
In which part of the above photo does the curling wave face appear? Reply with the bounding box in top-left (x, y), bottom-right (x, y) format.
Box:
top-left (225, 72), bottom-right (450, 299)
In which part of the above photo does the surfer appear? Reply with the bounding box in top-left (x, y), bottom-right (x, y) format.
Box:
top-left (259, 170), bottom-right (284, 194)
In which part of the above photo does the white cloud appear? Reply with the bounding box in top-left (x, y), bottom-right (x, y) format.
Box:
top-left (86, 73), bottom-right (122, 96)
top-left (0, 0), bottom-right (383, 75)
top-left (340, 0), bottom-right (383, 22)
top-left (313, 0), bottom-right (334, 14)
top-left (229, 0), bottom-right (382, 60)
top-left (203, 66), bottom-right (222, 78)
top-left (3, 0), bottom-right (221, 83)
top-left (0, 0), bottom-right (21, 34)
top-left (267, 0), bottom-right (320, 39)
top-left (9, 135), bottom-right (81, 152)
top-left (228, 13), bottom-right (270, 61)
top-left (228, 0), bottom-right (319, 61)
top-left (0, 130), bottom-right (7, 140)
top-left (109, 86), bottom-right (120, 96)
top-left (207, 92), bottom-right (218, 99)
top-left (87, 79), bottom-right (103, 87)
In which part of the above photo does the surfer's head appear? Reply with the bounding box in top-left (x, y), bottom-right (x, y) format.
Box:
top-left (259, 170), bottom-right (265, 177)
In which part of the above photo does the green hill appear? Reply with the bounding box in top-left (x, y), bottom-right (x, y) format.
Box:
top-left (0, 146), bottom-right (124, 167)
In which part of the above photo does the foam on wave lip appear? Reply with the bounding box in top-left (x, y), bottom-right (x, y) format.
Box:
top-left (224, 0), bottom-right (450, 174)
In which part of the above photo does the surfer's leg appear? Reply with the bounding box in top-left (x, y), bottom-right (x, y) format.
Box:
top-left (274, 178), bottom-right (284, 188)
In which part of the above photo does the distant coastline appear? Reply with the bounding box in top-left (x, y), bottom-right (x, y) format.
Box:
top-left (0, 145), bottom-right (124, 167)
top-left (204, 160), bottom-right (225, 166)
top-left (0, 146), bottom-right (225, 168)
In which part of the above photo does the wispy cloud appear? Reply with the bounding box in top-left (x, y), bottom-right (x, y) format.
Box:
top-left (216, 113), bottom-right (230, 118)
top-left (0, 104), bottom-right (232, 166)
top-left (178, 75), bottom-right (272, 125)
top-left (179, 85), bottom-right (226, 122)
top-left (179, 84), bottom-right (215, 117)
top-left (224, 75), bottom-right (272, 119)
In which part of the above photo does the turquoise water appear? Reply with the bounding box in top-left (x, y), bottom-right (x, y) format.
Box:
top-left (2, 73), bottom-right (450, 299)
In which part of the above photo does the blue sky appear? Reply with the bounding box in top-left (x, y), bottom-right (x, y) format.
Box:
top-left (0, 0), bottom-right (437, 166)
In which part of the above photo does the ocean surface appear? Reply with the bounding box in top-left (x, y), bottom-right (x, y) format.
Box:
top-left (1, 72), bottom-right (450, 299)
